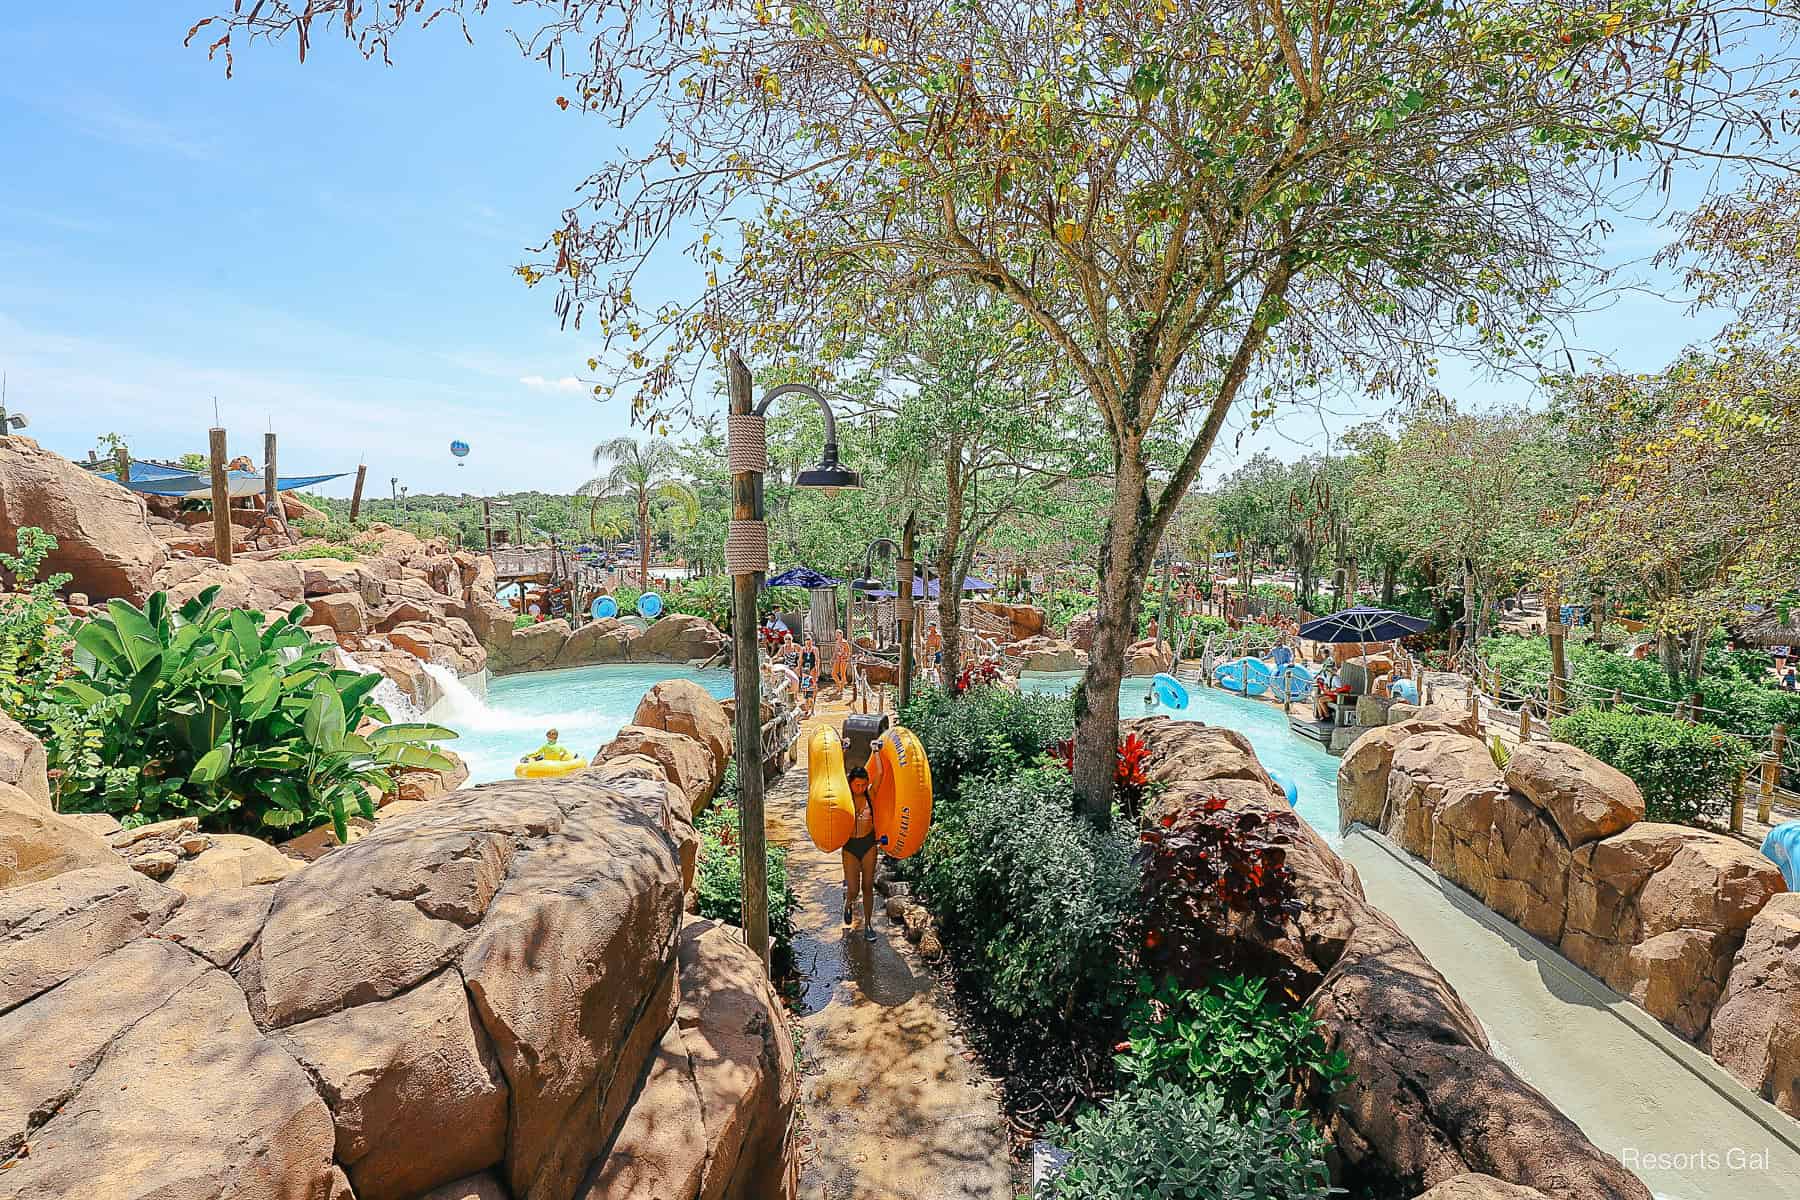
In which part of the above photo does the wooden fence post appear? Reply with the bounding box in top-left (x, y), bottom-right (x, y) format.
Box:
top-left (1731, 768), bottom-right (1747, 834)
top-left (1687, 693), bottom-right (1702, 725)
top-left (348, 464), bottom-right (368, 521)
top-left (1519, 705), bottom-right (1532, 742)
top-left (208, 427), bottom-right (233, 565)
top-left (1761, 723), bottom-right (1787, 825)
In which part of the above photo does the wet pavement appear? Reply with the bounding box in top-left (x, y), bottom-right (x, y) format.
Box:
top-left (770, 701), bottom-right (1013, 1200)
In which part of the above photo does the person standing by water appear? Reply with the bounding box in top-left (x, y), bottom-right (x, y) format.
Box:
top-left (797, 635), bottom-right (821, 716)
top-left (831, 629), bottom-right (852, 694)
top-left (841, 765), bottom-right (879, 942)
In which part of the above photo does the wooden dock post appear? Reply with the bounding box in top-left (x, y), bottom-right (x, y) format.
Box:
top-left (348, 464), bottom-right (368, 521)
top-left (208, 427), bottom-right (233, 565)
top-left (1760, 724), bottom-right (1786, 825)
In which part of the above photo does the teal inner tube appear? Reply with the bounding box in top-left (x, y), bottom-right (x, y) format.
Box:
top-left (1213, 656), bottom-right (1271, 697)
top-left (1151, 672), bottom-right (1190, 710)
top-left (637, 592), bottom-right (663, 618)
top-left (593, 596), bottom-right (619, 619)
top-left (1270, 662), bottom-right (1314, 701)
top-left (1267, 768), bottom-right (1299, 806)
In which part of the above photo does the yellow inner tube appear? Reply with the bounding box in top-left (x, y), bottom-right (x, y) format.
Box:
top-left (805, 725), bottom-right (855, 853)
top-left (872, 725), bottom-right (933, 860)
top-left (514, 757), bottom-right (590, 779)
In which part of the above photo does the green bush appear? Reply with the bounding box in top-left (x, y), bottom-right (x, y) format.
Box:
top-left (278, 545), bottom-right (360, 562)
top-left (1551, 707), bottom-right (1755, 827)
top-left (1116, 976), bottom-right (1350, 1116)
top-left (1043, 1081), bottom-right (1337, 1200)
top-left (52, 589), bottom-right (456, 841)
top-left (694, 761), bottom-right (797, 964)
top-left (901, 684), bottom-right (1074, 800)
top-left (913, 763), bottom-right (1136, 1023)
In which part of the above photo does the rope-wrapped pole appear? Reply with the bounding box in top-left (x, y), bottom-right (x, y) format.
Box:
top-left (897, 513), bottom-right (917, 712)
top-left (726, 352), bottom-right (770, 974)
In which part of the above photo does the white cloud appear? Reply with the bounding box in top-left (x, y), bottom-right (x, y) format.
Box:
top-left (518, 374), bottom-right (584, 393)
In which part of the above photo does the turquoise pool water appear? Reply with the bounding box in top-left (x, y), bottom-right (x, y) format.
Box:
top-left (1018, 671), bottom-right (1342, 844)
top-left (440, 664), bottom-right (734, 784)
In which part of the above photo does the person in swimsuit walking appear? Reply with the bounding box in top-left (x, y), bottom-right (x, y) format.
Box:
top-left (798, 636), bottom-right (821, 716)
top-left (841, 765), bottom-right (879, 941)
top-left (831, 629), bottom-right (851, 693)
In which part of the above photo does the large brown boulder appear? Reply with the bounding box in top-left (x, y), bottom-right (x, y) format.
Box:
top-left (597, 726), bottom-right (721, 816)
top-left (1380, 732), bottom-right (1504, 867)
top-left (636, 612), bottom-right (729, 663)
top-left (388, 617), bottom-right (487, 676)
top-left (490, 618), bottom-right (570, 674)
top-left (560, 615), bottom-right (635, 665)
top-left (0, 437), bottom-right (167, 600)
top-left (1561, 823), bottom-right (1784, 1038)
top-left (1483, 793), bottom-right (1572, 943)
top-left (0, 713), bottom-right (48, 807)
top-left (0, 863), bottom-right (182, 1013)
top-left (634, 678), bottom-right (732, 775)
top-left (0, 937), bottom-right (341, 1199)
top-left (1124, 636), bottom-right (1173, 676)
top-left (1313, 915), bottom-right (1650, 1200)
top-left (0, 781), bottom-right (120, 891)
top-left (166, 832), bottom-right (301, 897)
top-left (1415, 1176), bottom-right (1554, 1200)
top-left (1707, 892), bottom-right (1800, 1117)
top-left (1337, 713), bottom-right (1480, 832)
top-left (150, 557), bottom-right (307, 614)
top-left (291, 557), bottom-right (385, 606)
top-left (1007, 635), bottom-right (1083, 673)
top-left (1504, 743), bottom-right (1643, 849)
top-left (306, 591), bottom-right (369, 634)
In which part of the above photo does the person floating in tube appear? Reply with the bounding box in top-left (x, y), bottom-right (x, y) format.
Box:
top-left (841, 764), bottom-right (880, 942)
top-left (523, 728), bottom-right (576, 763)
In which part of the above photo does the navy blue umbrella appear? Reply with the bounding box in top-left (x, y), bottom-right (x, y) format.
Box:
top-left (1299, 606), bottom-right (1430, 644)
top-left (765, 566), bottom-right (841, 589)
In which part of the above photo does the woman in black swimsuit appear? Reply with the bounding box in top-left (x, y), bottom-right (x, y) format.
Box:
top-left (841, 766), bottom-right (879, 941)
top-left (798, 636), bottom-right (821, 716)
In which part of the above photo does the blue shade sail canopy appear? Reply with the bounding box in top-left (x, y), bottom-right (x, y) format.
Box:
top-left (1299, 606), bottom-right (1431, 644)
top-left (960, 576), bottom-right (997, 592)
top-left (96, 460), bottom-right (348, 499)
top-left (765, 566), bottom-right (842, 589)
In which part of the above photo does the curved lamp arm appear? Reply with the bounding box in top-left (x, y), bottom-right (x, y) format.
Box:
top-left (755, 382), bottom-right (840, 456)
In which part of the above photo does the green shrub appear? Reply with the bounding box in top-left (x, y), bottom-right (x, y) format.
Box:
top-left (1044, 1081), bottom-right (1337, 1200)
top-left (278, 545), bottom-right (360, 562)
top-left (1116, 976), bottom-right (1350, 1116)
top-left (52, 589), bottom-right (456, 841)
top-left (694, 762), bottom-right (797, 963)
top-left (667, 575), bottom-right (731, 627)
top-left (901, 684), bottom-right (1074, 800)
top-left (913, 763), bottom-right (1136, 1022)
top-left (1551, 707), bottom-right (1754, 827)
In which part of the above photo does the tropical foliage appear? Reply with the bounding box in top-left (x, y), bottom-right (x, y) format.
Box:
top-left (1550, 708), bottom-right (1755, 828)
top-left (50, 589), bottom-right (456, 841)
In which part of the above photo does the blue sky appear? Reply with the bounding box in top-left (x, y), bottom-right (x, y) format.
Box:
top-left (0, 5), bottom-right (1738, 497)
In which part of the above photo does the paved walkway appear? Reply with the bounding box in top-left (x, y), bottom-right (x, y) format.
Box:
top-left (769, 702), bottom-right (1013, 1200)
top-left (1344, 828), bottom-right (1800, 1200)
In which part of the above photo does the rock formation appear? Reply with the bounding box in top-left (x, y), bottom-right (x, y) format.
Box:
top-left (1340, 724), bottom-right (1797, 1116)
top-left (0, 772), bottom-right (795, 1200)
top-left (0, 436), bottom-right (167, 600)
top-left (1131, 716), bottom-right (1651, 1200)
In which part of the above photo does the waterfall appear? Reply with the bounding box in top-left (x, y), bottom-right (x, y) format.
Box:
top-left (421, 663), bottom-right (498, 729)
top-left (337, 649), bottom-right (425, 722)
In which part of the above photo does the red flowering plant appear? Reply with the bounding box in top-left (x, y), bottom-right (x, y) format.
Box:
top-left (1047, 731), bottom-right (1157, 822)
top-left (950, 656), bottom-right (1003, 696)
top-left (1134, 793), bottom-right (1305, 992)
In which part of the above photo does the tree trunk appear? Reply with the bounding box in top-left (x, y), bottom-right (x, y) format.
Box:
top-left (1381, 560), bottom-right (1396, 606)
top-left (1073, 454), bottom-right (1154, 828)
top-left (937, 444), bottom-right (966, 686)
top-left (638, 497), bottom-right (651, 591)
top-left (1685, 622), bottom-right (1709, 688)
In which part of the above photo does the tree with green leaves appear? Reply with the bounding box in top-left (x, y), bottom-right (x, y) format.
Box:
top-left (580, 437), bottom-right (700, 589)
top-left (196, 0), bottom-right (1800, 824)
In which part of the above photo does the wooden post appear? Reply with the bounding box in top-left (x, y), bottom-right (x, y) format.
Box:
top-left (1761, 724), bottom-right (1787, 825)
top-left (482, 498), bottom-right (493, 551)
top-left (1612, 689), bottom-right (1623, 711)
top-left (1687, 693), bottom-right (1702, 725)
top-left (726, 352), bottom-right (770, 975)
top-left (1519, 705), bottom-right (1532, 742)
top-left (1731, 768), bottom-right (1747, 834)
top-left (112, 447), bottom-right (131, 485)
top-left (208, 427), bottom-right (233, 565)
top-left (348, 464), bottom-right (368, 521)
top-left (263, 432), bottom-right (295, 544)
top-left (1546, 583), bottom-right (1567, 721)
top-left (897, 513), bottom-right (917, 712)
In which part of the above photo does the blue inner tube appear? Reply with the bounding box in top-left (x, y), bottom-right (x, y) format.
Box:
top-left (1269, 662), bottom-right (1314, 701)
top-left (637, 592), bottom-right (664, 618)
top-left (1390, 677), bottom-right (1419, 704)
top-left (592, 596), bottom-right (619, 619)
top-left (1267, 768), bottom-right (1299, 806)
top-left (1762, 821), bottom-right (1800, 890)
top-left (1151, 673), bottom-right (1190, 710)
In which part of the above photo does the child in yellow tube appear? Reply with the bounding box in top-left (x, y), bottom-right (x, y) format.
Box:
top-left (524, 729), bottom-right (576, 763)
top-left (841, 764), bottom-right (880, 942)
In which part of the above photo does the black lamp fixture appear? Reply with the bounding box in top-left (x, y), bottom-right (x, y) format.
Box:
top-left (755, 383), bottom-right (862, 496)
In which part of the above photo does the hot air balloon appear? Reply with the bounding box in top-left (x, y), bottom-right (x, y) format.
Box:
top-left (450, 439), bottom-right (470, 467)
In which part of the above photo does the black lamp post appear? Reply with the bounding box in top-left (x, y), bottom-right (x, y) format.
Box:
top-left (725, 353), bottom-right (860, 973)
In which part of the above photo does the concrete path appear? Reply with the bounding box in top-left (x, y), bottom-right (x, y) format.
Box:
top-left (768, 707), bottom-right (1013, 1200)
top-left (1343, 828), bottom-right (1800, 1200)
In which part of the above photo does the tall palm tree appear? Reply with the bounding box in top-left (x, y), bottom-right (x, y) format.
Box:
top-left (579, 437), bottom-right (700, 590)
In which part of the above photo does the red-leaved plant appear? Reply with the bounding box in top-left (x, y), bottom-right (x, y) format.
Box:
top-left (951, 656), bottom-right (1003, 696)
top-left (1048, 731), bottom-right (1155, 821)
top-left (1134, 794), bottom-right (1304, 990)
